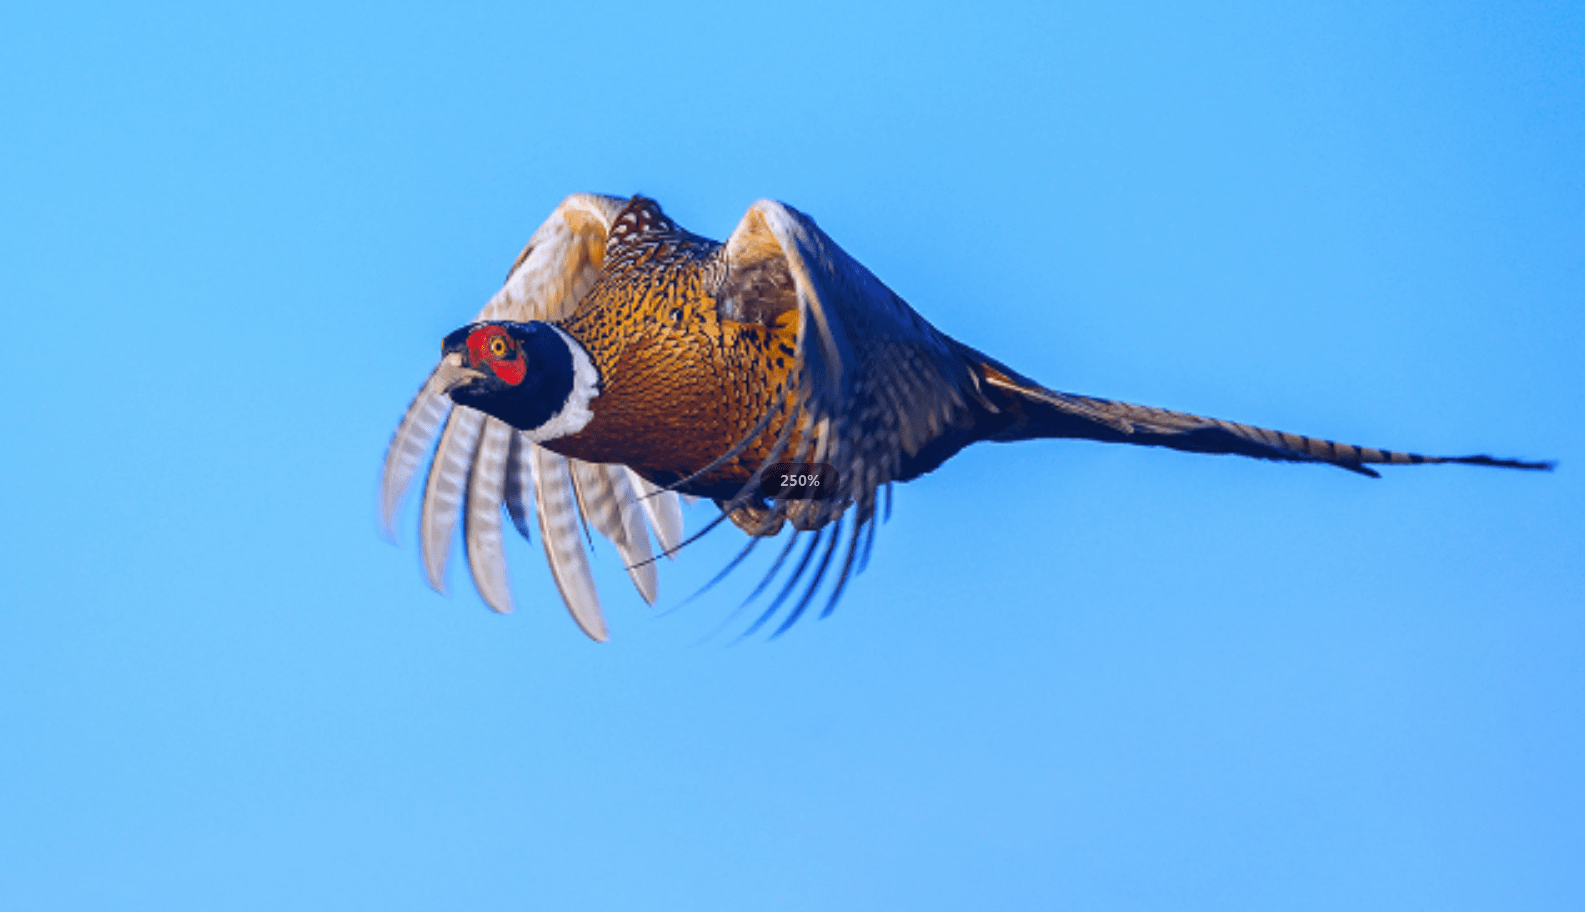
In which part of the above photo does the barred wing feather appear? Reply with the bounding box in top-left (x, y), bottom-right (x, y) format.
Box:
top-left (713, 201), bottom-right (991, 629)
top-left (379, 193), bottom-right (686, 639)
top-left (462, 416), bottom-right (515, 613)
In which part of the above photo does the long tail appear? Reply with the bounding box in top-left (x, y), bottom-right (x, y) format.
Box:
top-left (966, 351), bottom-right (1554, 478)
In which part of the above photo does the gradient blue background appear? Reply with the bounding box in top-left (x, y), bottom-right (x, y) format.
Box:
top-left (3, 2), bottom-right (1581, 909)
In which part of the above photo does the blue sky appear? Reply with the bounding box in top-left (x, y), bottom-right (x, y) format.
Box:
top-left (3, 2), bottom-right (1581, 909)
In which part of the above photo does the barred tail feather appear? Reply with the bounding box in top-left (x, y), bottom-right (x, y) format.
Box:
top-left (1180, 413), bottom-right (1556, 476)
top-left (976, 361), bottom-right (1554, 476)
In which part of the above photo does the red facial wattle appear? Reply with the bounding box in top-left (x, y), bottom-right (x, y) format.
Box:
top-left (464, 327), bottom-right (527, 385)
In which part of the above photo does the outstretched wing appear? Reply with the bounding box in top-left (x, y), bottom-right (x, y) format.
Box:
top-left (710, 200), bottom-right (995, 632)
top-left (710, 201), bottom-right (1552, 634)
top-left (380, 193), bottom-right (687, 641)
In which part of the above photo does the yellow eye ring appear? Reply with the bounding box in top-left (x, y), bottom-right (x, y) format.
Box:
top-left (489, 336), bottom-right (509, 358)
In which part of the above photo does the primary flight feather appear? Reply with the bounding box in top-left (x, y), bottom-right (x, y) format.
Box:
top-left (381, 193), bottom-right (1551, 640)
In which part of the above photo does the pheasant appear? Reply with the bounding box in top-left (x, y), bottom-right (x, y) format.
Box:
top-left (381, 193), bottom-right (1551, 640)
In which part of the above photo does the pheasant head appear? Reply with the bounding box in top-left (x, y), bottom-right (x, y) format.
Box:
top-left (436, 321), bottom-right (600, 442)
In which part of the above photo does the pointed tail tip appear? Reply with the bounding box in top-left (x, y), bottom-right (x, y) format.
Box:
top-left (1457, 455), bottom-right (1557, 471)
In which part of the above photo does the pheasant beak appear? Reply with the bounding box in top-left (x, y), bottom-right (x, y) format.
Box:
top-left (431, 351), bottom-right (487, 396)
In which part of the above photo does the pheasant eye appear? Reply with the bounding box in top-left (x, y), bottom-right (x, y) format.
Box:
top-left (489, 336), bottom-right (510, 358)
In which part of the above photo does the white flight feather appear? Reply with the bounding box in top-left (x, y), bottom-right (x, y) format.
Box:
top-left (571, 461), bottom-right (658, 605)
top-left (420, 406), bottom-right (486, 592)
top-left (383, 194), bottom-right (697, 637)
top-left (379, 370), bottom-right (453, 541)
top-left (532, 446), bottom-right (608, 641)
top-left (463, 417), bottom-right (515, 613)
top-left (625, 467), bottom-right (685, 556)
top-left (606, 468), bottom-right (660, 601)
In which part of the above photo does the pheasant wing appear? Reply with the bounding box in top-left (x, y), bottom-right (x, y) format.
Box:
top-left (381, 193), bottom-right (687, 638)
top-left (715, 201), bottom-right (993, 629)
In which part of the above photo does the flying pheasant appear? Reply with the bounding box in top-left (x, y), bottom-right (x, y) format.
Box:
top-left (381, 193), bottom-right (1551, 640)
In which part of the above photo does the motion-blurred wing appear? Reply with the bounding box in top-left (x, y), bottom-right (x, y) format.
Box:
top-left (381, 193), bottom-right (686, 638)
top-left (706, 200), bottom-right (1553, 633)
top-left (714, 201), bottom-right (993, 630)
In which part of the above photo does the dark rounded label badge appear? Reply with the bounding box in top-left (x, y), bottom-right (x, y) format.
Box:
top-left (759, 463), bottom-right (839, 500)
